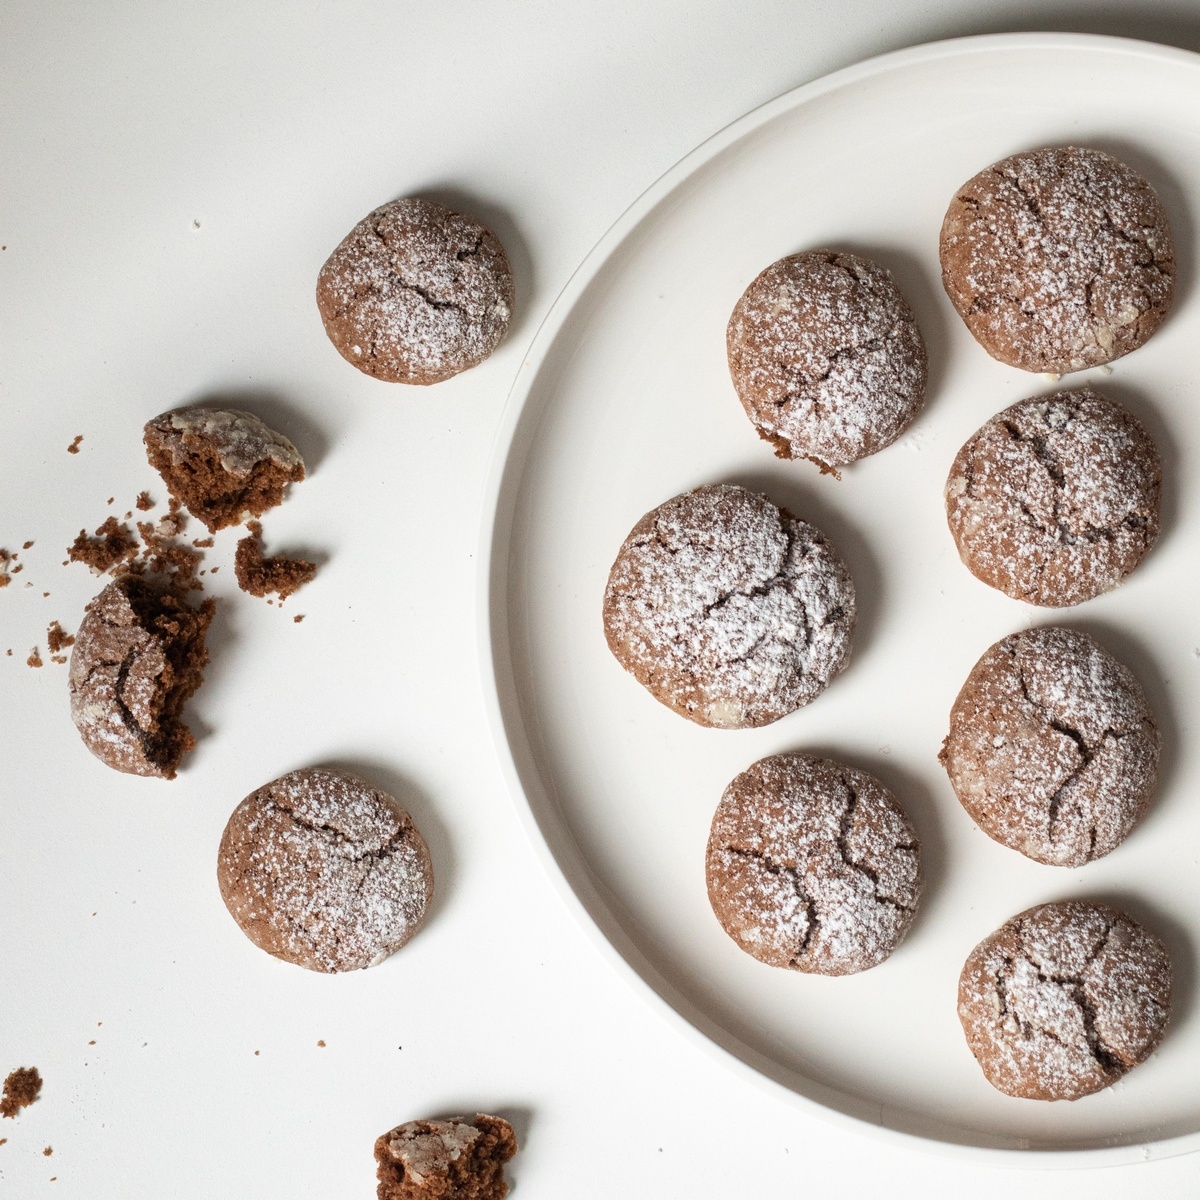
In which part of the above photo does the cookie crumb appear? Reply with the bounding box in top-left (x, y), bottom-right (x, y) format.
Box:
top-left (67, 518), bottom-right (139, 575)
top-left (43, 1146), bottom-right (52, 1157)
top-left (135, 491), bottom-right (154, 511)
top-left (293, 614), bottom-right (305, 623)
top-left (22, 540), bottom-right (33, 550)
top-left (1, 1067), bottom-right (43, 1118)
top-left (234, 521), bottom-right (317, 600)
top-left (51, 655), bottom-right (67, 665)
top-left (317, 1040), bottom-right (326, 1048)
top-left (192, 537), bottom-right (214, 548)
top-left (46, 621), bottom-right (74, 654)
top-left (67, 435), bottom-right (83, 454)
top-left (26, 648), bottom-right (42, 669)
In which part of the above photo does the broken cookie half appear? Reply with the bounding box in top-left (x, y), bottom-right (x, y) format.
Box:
top-left (68, 576), bottom-right (216, 778)
top-left (143, 407), bottom-right (305, 533)
top-left (374, 1114), bottom-right (517, 1200)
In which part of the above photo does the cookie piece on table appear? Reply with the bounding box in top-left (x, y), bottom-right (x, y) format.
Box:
top-left (603, 484), bottom-right (855, 729)
top-left (727, 250), bottom-right (927, 469)
top-left (218, 768), bottom-right (433, 973)
top-left (958, 901), bottom-right (1171, 1100)
top-left (940, 145), bottom-right (1175, 373)
top-left (143, 407), bottom-right (305, 533)
top-left (68, 576), bottom-right (216, 778)
top-left (941, 626), bottom-right (1159, 866)
top-left (706, 753), bottom-right (922, 975)
top-left (374, 1114), bottom-right (517, 1200)
top-left (944, 387), bottom-right (1161, 607)
top-left (316, 198), bottom-right (513, 385)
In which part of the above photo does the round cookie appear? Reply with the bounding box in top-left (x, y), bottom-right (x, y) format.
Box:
top-left (69, 576), bottom-right (216, 779)
top-left (940, 146), bottom-right (1175, 374)
top-left (727, 250), bottom-right (927, 469)
top-left (315, 197), bottom-right (513, 384)
top-left (706, 754), bottom-right (922, 975)
top-left (143, 407), bottom-right (306, 533)
top-left (218, 767), bottom-right (433, 973)
top-left (940, 627), bottom-right (1159, 867)
top-left (944, 387), bottom-right (1161, 607)
top-left (602, 484), bottom-right (855, 729)
top-left (958, 901), bottom-right (1171, 1100)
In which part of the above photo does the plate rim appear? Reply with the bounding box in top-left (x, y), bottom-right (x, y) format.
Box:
top-left (475, 31), bottom-right (1200, 1168)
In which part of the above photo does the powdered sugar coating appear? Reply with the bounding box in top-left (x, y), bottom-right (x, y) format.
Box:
top-left (316, 197), bottom-right (513, 384)
top-left (382, 1118), bottom-right (481, 1184)
top-left (945, 387), bottom-right (1161, 607)
top-left (727, 251), bottom-right (927, 467)
top-left (958, 902), bottom-right (1171, 1100)
top-left (602, 484), bottom-right (855, 728)
top-left (706, 754), bottom-right (922, 975)
top-left (941, 626), bottom-right (1159, 866)
top-left (217, 768), bottom-right (433, 973)
top-left (147, 408), bottom-right (304, 478)
top-left (940, 146), bottom-right (1175, 374)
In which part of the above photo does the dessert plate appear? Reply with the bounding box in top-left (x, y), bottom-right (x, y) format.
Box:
top-left (479, 33), bottom-right (1200, 1164)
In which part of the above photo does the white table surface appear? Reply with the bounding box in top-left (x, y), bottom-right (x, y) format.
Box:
top-left (3, 2), bottom-right (1200, 1196)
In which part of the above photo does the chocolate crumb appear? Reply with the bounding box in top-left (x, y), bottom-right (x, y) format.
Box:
top-left (135, 491), bottom-right (154, 511)
top-left (67, 436), bottom-right (83, 454)
top-left (210, 566), bottom-right (219, 574)
top-left (1, 1067), bottom-right (43, 1118)
top-left (67, 518), bottom-right (138, 574)
top-left (43, 1146), bottom-right (52, 1157)
top-left (234, 521), bottom-right (317, 600)
top-left (46, 621), bottom-right (74, 654)
top-left (11, 563), bottom-right (23, 574)
top-left (317, 1040), bottom-right (326, 1048)
top-left (293, 614), bottom-right (304, 623)
top-left (26, 648), bottom-right (42, 669)
top-left (22, 541), bottom-right (33, 550)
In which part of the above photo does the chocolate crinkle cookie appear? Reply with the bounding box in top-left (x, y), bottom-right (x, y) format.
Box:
top-left (143, 407), bottom-right (305, 533)
top-left (316, 197), bottom-right (514, 384)
top-left (602, 484), bottom-right (855, 728)
top-left (374, 1114), bottom-right (517, 1200)
top-left (706, 754), bottom-right (922, 975)
top-left (958, 902), bottom-right (1171, 1100)
top-left (945, 387), bottom-right (1161, 607)
top-left (941, 627), bottom-right (1158, 867)
top-left (727, 250), bottom-right (927, 469)
top-left (217, 767), bottom-right (433, 973)
top-left (69, 576), bottom-right (216, 778)
top-left (940, 145), bottom-right (1175, 373)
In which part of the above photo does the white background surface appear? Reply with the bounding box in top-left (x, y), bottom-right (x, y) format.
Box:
top-left (3, 2), bottom-right (1200, 1197)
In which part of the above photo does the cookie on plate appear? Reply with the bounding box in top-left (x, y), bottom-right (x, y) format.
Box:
top-left (143, 407), bottom-right (305, 533)
top-left (944, 387), bottom-right (1161, 607)
top-left (727, 250), bottom-right (927, 469)
top-left (940, 626), bottom-right (1159, 866)
top-left (706, 753), bottom-right (922, 975)
top-left (218, 767), bottom-right (433, 972)
top-left (316, 197), bottom-right (513, 384)
top-left (602, 484), bottom-right (855, 728)
top-left (958, 901), bottom-right (1171, 1100)
top-left (374, 1114), bottom-right (517, 1200)
top-left (69, 576), bottom-right (216, 778)
top-left (940, 145), bottom-right (1175, 373)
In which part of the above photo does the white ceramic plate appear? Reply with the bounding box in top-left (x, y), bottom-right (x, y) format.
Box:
top-left (479, 34), bottom-right (1200, 1165)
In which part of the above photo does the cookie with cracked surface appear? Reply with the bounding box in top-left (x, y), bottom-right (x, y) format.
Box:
top-left (941, 627), bottom-right (1158, 867)
top-left (706, 754), bottom-right (922, 975)
top-left (217, 767), bottom-right (433, 972)
top-left (143, 407), bottom-right (305, 533)
top-left (940, 146), bottom-right (1175, 374)
top-left (374, 1114), bottom-right (516, 1200)
top-left (727, 250), bottom-right (927, 469)
top-left (68, 576), bottom-right (216, 778)
top-left (316, 197), bottom-right (513, 384)
top-left (945, 387), bottom-right (1160, 607)
top-left (602, 484), bottom-right (855, 728)
top-left (958, 901), bottom-right (1171, 1100)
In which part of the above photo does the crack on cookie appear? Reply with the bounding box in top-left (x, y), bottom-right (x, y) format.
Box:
top-left (724, 845), bottom-right (818, 963)
top-left (833, 775), bottom-right (917, 912)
